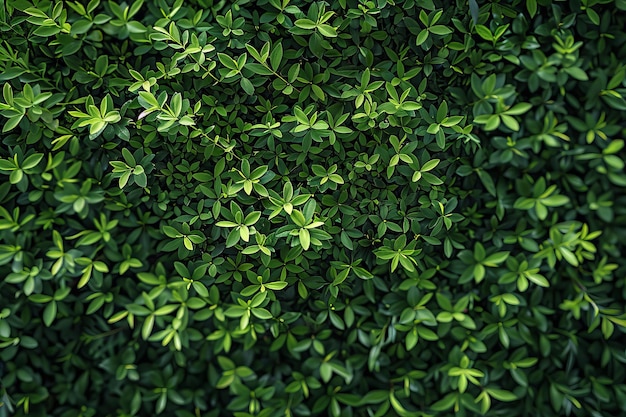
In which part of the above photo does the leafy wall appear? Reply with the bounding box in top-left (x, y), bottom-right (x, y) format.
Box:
top-left (1, 0), bottom-right (626, 416)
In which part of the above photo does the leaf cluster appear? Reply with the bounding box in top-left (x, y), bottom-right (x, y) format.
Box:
top-left (1, 0), bottom-right (626, 416)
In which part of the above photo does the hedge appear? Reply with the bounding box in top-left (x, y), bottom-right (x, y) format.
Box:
top-left (1, 0), bottom-right (626, 416)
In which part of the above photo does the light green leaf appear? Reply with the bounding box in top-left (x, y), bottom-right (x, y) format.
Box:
top-left (294, 19), bottom-right (316, 29)
top-left (505, 102), bottom-right (532, 115)
top-left (317, 24), bottom-right (337, 37)
top-left (299, 228), bottom-right (310, 250)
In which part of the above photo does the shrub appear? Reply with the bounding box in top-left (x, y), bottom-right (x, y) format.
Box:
top-left (1, 0), bottom-right (626, 416)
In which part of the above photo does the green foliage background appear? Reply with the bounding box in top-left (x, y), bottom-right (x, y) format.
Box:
top-left (1, 0), bottom-right (626, 416)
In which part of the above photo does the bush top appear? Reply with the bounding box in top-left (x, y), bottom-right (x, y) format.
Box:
top-left (1, 0), bottom-right (626, 416)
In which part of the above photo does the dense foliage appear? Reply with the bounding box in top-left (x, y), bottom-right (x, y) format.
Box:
top-left (1, 0), bottom-right (626, 416)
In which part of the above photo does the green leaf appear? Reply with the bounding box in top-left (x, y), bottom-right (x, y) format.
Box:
top-left (43, 301), bottom-right (57, 327)
top-left (541, 195), bottom-right (569, 207)
top-left (505, 103), bottom-right (532, 115)
top-left (535, 202), bottom-right (548, 220)
top-left (564, 67), bottom-right (588, 81)
top-left (328, 174), bottom-right (344, 184)
top-left (526, 273), bottom-right (549, 287)
top-left (490, 389), bottom-right (517, 401)
top-left (401, 102), bottom-right (421, 111)
top-left (119, 171), bottom-right (131, 188)
top-left (421, 159), bottom-right (440, 172)
top-left (294, 19), bottom-right (316, 30)
top-left (361, 390), bottom-right (389, 405)
top-left (476, 170), bottom-right (496, 197)
top-left (514, 198), bottom-right (535, 210)
top-left (586, 8), bottom-right (600, 24)
top-left (559, 248), bottom-right (579, 266)
top-left (162, 225), bottom-right (180, 237)
top-left (245, 43), bottom-right (264, 63)
top-left (29, 294), bottom-right (53, 303)
top-left (290, 210), bottom-right (307, 227)
top-left (24, 7), bottom-right (49, 18)
top-left (240, 77), bottom-right (254, 95)
top-left (270, 42), bottom-right (283, 71)
top-left (429, 25), bottom-right (452, 36)
top-left (3, 114), bottom-right (24, 132)
top-left (527, 0), bottom-right (537, 17)
top-left (264, 281), bottom-right (288, 291)
top-left (299, 228), bottom-right (311, 250)
top-left (475, 25), bottom-right (492, 41)
top-left (416, 29), bottom-right (429, 45)
top-left (218, 53), bottom-right (238, 70)
top-left (317, 24), bottom-right (337, 37)
top-left (431, 393), bottom-right (457, 411)
top-left (251, 308), bottom-right (273, 319)
top-left (21, 154), bottom-right (44, 170)
top-left (483, 251), bottom-right (509, 266)
top-left (501, 114), bottom-right (519, 131)
top-left (469, 0), bottom-right (480, 23)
